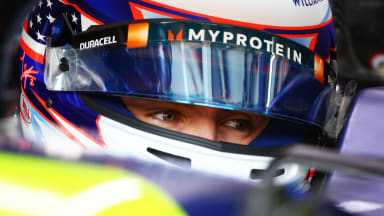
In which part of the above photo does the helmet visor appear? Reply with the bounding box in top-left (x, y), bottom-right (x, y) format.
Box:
top-left (45, 20), bottom-right (335, 127)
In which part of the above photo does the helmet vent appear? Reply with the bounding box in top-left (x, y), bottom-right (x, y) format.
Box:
top-left (147, 147), bottom-right (191, 169)
top-left (250, 168), bottom-right (285, 180)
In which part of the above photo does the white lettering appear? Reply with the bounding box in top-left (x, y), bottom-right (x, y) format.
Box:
top-left (276, 43), bottom-right (284, 56)
top-left (103, 37), bottom-right (108, 45)
top-left (236, 33), bottom-right (247, 46)
top-left (79, 36), bottom-right (118, 50)
top-left (223, 32), bottom-right (234, 43)
top-left (183, 28), bottom-right (303, 65)
top-left (208, 30), bottom-right (220, 42)
top-left (264, 39), bottom-right (273, 53)
top-left (249, 37), bottom-right (262, 49)
top-left (189, 29), bottom-right (205, 41)
top-left (293, 50), bottom-right (302, 64)
top-left (287, 47), bottom-right (291, 59)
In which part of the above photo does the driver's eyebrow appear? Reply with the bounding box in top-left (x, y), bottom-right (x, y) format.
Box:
top-left (123, 97), bottom-right (256, 118)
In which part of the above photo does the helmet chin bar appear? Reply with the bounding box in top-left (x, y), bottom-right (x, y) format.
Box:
top-left (146, 147), bottom-right (286, 180)
top-left (97, 114), bottom-right (307, 184)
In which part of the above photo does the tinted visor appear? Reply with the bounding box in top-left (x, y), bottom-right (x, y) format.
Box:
top-left (45, 19), bottom-right (335, 127)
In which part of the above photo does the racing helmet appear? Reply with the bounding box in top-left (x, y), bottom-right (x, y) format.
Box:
top-left (19, 0), bottom-right (336, 184)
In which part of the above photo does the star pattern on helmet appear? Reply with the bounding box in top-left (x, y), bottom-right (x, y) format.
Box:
top-left (71, 13), bottom-right (78, 24)
top-left (47, 0), bottom-right (53, 9)
top-left (27, 0), bottom-right (82, 45)
top-left (46, 13), bottom-right (55, 23)
top-left (36, 14), bottom-right (42, 24)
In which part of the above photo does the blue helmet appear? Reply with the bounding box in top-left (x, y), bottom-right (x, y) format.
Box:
top-left (20, 0), bottom-right (336, 183)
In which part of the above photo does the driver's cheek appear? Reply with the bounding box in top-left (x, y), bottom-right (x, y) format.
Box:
top-left (217, 126), bottom-right (252, 145)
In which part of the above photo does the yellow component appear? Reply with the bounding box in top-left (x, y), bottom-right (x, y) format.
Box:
top-left (96, 183), bottom-right (186, 216)
top-left (0, 152), bottom-right (186, 216)
top-left (0, 209), bottom-right (29, 216)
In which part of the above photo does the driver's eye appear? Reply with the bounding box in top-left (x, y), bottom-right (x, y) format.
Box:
top-left (224, 119), bottom-right (250, 130)
top-left (153, 111), bottom-right (177, 121)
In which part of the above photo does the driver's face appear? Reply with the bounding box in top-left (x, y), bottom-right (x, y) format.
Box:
top-left (123, 97), bottom-right (270, 145)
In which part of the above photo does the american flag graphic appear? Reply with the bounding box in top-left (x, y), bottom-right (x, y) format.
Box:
top-left (25, 0), bottom-right (82, 45)
top-left (21, 0), bottom-right (101, 65)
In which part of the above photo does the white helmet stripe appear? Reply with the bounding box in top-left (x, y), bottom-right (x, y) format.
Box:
top-left (21, 27), bottom-right (46, 56)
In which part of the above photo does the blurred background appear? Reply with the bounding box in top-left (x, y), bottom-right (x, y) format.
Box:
top-left (0, 0), bottom-right (39, 115)
top-left (0, 0), bottom-right (35, 138)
